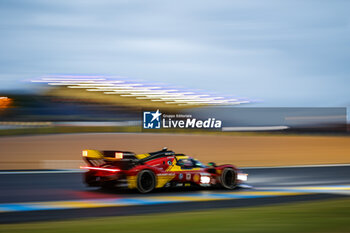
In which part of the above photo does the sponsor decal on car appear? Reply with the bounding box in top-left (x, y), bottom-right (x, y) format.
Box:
top-left (193, 174), bottom-right (200, 182)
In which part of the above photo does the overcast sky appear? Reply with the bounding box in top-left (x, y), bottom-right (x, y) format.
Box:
top-left (0, 0), bottom-right (349, 107)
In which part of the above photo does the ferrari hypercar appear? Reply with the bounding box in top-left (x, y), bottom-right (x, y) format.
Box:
top-left (81, 147), bottom-right (248, 193)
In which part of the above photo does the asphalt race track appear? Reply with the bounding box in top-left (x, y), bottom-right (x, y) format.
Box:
top-left (0, 165), bottom-right (349, 223)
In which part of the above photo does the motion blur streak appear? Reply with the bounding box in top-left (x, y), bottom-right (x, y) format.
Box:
top-left (79, 166), bottom-right (120, 172)
top-left (0, 165), bottom-right (349, 223)
top-left (31, 75), bottom-right (251, 107)
top-left (0, 96), bottom-right (12, 109)
top-left (222, 126), bottom-right (289, 131)
top-left (0, 189), bottom-right (312, 213)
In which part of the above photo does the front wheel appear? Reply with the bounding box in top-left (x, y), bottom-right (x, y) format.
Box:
top-left (137, 170), bottom-right (156, 193)
top-left (220, 168), bottom-right (237, 189)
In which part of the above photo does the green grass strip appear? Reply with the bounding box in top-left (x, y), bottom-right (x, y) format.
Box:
top-left (1, 197), bottom-right (350, 233)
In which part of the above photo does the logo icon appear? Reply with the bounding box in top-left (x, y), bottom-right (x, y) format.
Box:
top-left (143, 109), bottom-right (162, 129)
top-left (179, 173), bottom-right (183, 179)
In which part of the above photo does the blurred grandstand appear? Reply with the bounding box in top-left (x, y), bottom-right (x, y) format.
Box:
top-left (0, 75), bottom-right (250, 131)
top-left (0, 75), bottom-right (347, 134)
top-left (31, 75), bottom-right (250, 109)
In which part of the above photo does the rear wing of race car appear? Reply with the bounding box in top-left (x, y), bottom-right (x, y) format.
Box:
top-left (82, 150), bottom-right (137, 167)
top-left (81, 148), bottom-right (175, 168)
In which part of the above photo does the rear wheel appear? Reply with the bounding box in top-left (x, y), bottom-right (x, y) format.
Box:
top-left (84, 171), bottom-right (99, 187)
top-left (220, 168), bottom-right (237, 189)
top-left (137, 170), bottom-right (156, 193)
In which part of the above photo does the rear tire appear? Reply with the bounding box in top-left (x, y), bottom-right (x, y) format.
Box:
top-left (84, 171), bottom-right (99, 187)
top-left (220, 168), bottom-right (237, 189)
top-left (137, 170), bottom-right (156, 193)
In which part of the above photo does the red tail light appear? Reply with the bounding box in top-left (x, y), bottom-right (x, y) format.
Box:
top-left (80, 166), bottom-right (120, 172)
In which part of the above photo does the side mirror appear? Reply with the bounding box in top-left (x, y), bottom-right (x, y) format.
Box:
top-left (208, 162), bottom-right (216, 167)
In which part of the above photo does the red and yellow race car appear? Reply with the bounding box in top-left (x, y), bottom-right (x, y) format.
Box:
top-left (81, 147), bottom-right (248, 193)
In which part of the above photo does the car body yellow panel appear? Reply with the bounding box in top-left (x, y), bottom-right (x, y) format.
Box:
top-left (127, 175), bottom-right (137, 189)
top-left (82, 150), bottom-right (103, 159)
top-left (156, 174), bottom-right (176, 188)
top-left (135, 153), bottom-right (150, 159)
